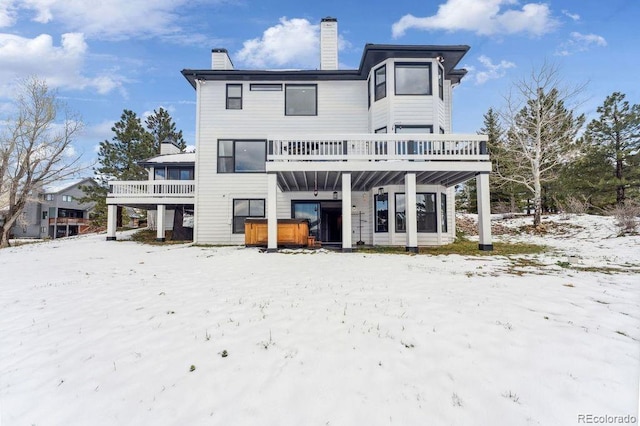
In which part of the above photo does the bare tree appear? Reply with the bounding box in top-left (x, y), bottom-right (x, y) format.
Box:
top-left (495, 63), bottom-right (585, 226)
top-left (0, 77), bottom-right (85, 247)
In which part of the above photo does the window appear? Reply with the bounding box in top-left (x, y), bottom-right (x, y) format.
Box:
top-left (233, 199), bottom-right (265, 233)
top-left (374, 65), bottom-right (386, 101)
top-left (285, 84), bottom-right (317, 116)
top-left (417, 193), bottom-right (437, 232)
top-left (395, 193), bottom-right (406, 232)
top-left (395, 125), bottom-right (433, 134)
top-left (218, 140), bottom-right (266, 173)
top-left (42, 211), bottom-right (48, 220)
top-left (374, 193), bottom-right (388, 232)
top-left (438, 65), bottom-right (444, 100)
top-left (167, 167), bottom-right (194, 180)
top-left (395, 63), bottom-right (432, 95)
top-left (395, 193), bottom-right (437, 233)
top-left (154, 168), bottom-right (165, 180)
top-left (375, 126), bottom-right (387, 133)
top-left (62, 195), bottom-right (72, 202)
top-left (441, 193), bottom-right (448, 233)
top-left (226, 84), bottom-right (242, 109)
top-left (45, 194), bottom-right (54, 201)
top-left (250, 84), bottom-right (282, 91)
top-left (367, 76), bottom-right (371, 109)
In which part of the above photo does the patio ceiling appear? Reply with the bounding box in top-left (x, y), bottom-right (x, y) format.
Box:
top-left (276, 169), bottom-right (479, 192)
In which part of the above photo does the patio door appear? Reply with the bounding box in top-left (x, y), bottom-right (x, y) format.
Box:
top-left (293, 202), bottom-right (320, 239)
top-left (292, 201), bottom-right (342, 243)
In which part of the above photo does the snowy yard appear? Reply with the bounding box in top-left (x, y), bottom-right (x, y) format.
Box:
top-left (1, 215), bottom-right (639, 425)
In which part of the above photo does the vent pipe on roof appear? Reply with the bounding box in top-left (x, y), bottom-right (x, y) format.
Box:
top-left (211, 48), bottom-right (234, 70)
top-left (320, 17), bottom-right (338, 70)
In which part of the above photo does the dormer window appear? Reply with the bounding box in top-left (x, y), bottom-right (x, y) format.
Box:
top-left (395, 63), bottom-right (432, 95)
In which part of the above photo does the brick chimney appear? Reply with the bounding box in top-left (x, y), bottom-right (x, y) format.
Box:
top-left (320, 17), bottom-right (338, 70)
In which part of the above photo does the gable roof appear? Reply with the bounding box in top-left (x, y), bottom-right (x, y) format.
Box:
top-left (182, 44), bottom-right (469, 88)
top-left (43, 177), bottom-right (97, 194)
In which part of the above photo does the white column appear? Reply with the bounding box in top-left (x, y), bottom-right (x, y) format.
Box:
top-left (106, 204), bottom-right (117, 240)
top-left (436, 191), bottom-right (442, 245)
top-left (156, 205), bottom-right (166, 242)
top-left (476, 173), bottom-right (493, 251)
top-left (267, 173), bottom-right (278, 252)
top-left (341, 173), bottom-right (352, 252)
top-left (405, 173), bottom-right (418, 252)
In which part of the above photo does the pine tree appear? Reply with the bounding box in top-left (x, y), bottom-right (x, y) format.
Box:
top-left (582, 92), bottom-right (640, 205)
top-left (145, 107), bottom-right (187, 152)
top-left (80, 110), bottom-right (156, 226)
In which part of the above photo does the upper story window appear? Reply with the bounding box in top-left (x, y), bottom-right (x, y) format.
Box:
top-left (374, 65), bottom-right (386, 101)
top-left (395, 63), bottom-right (432, 95)
top-left (438, 66), bottom-right (444, 100)
top-left (155, 166), bottom-right (194, 180)
top-left (285, 84), bottom-right (317, 116)
top-left (62, 195), bottom-right (73, 202)
top-left (250, 84), bottom-right (282, 91)
top-left (226, 84), bottom-right (242, 109)
top-left (218, 139), bottom-right (266, 173)
top-left (44, 194), bottom-right (54, 201)
top-left (395, 125), bottom-right (433, 134)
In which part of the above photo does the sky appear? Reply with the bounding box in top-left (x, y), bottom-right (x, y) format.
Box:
top-left (1, 0), bottom-right (638, 171)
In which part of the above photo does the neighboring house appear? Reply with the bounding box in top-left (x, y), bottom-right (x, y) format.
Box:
top-left (10, 178), bottom-right (97, 239)
top-left (106, 142), bottom-right (195, 241)
top-left (106, 17), bottom-right (493, 251)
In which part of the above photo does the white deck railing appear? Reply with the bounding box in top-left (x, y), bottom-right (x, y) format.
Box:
top-left (108, 180), bottom-right (195, 197)
top-left (268, 134), bottom-right (488, 161)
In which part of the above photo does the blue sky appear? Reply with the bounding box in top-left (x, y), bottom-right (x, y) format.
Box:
top-left (1, 0), bottom-right (638, 168)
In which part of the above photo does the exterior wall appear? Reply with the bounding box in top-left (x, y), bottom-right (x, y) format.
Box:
top-left (194, 79), bottom-right (368, 244)
top-left (11, 197), bottom-right (41, 238)
top-left (367, 58), bottom-right (444, 134)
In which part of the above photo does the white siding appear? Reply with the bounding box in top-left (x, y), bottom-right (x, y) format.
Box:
top-left (195, 79), bottom-right (368, 244)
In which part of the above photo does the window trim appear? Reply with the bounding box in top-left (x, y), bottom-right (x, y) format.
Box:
top-left (367, 76), bottom-right (371, 109)
top-left (217, 139), bottom-right (267, 174)
top-left (374, 65), bottom-right (386, 101)
top-left (374, 126), bottom-right (387, 134)
top-left (232, 198), bottom-right (265, 234)
top-left (250, 83), bottom-right (282, 91)
top-left (226, 84), bottom-right (243, 110)
top-left (285, 84), bottom-right (317, 116)
top-left (394, 62), bottom-right (432, 96)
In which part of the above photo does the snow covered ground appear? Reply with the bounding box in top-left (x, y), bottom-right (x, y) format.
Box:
top-left (1, 214), bottom-right (638, 425)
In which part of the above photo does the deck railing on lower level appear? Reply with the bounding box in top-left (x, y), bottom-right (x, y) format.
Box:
top-left (48, 217), bottom-right (89, 225)
top-left (268, 134), bottom-right (488, 162)
top-left (107, 180), bottom-right (195, 198)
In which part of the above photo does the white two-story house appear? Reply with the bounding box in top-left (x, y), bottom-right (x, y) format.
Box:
top-left (106, 17), bottom-right (493, 252)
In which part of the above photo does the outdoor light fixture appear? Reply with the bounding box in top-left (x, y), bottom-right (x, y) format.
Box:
top-left (333, 191), bottom-right (338, 200)
top-left (352, 205), bottom-right (357, 212)
top-left (378, 187), bottom-right (384, 196)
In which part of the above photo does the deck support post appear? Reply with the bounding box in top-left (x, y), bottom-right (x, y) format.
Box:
top-left (267, 173), bottom-right (278, 253)
top-left (341, 173), bottom-right (352, 253)
top-left (405, 173), bottom-right (418, 253)
top-left (156, 205), bottom-right (166, 242)
top-left (106, 205), bottom-right (117, 241)
top-left (476, 173), bottom-right (493, 251)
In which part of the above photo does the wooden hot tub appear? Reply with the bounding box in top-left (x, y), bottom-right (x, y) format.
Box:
top-left (244, 218), bottom-right (310, 247)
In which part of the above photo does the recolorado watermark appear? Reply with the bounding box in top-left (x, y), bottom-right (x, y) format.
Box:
top-left (577, 414), bottom-right (637, 424)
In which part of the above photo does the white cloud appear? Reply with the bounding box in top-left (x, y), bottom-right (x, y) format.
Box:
top-left (0, 0), bottom-right (17, 27)
top-left (392, 0), bottom-right (558, 38)
top-left (0, 32), bottom-right (126, 97)
top-left (236, 17), bottom-right (320, 69)
top-left (561, 10), bottom-right (580, 21)
top-left (2, 0), bottom-right (203, 40)
top-left (466, 55), bottom-right (516, 85)
top-left (555, 32), bottom-right (607, 56)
